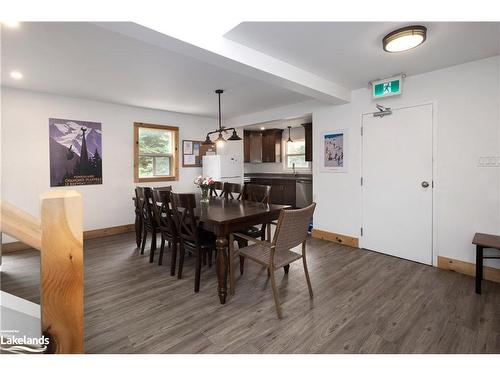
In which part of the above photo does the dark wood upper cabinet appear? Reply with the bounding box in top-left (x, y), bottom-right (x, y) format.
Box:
top-left (243, 130), bottom-right (251, 162)
top-left (261, 129), bottom-right (283, 163)
top-left (243, 129), bottom-right (282, 163)
top-left (302, 122), bottom-right (312, 162)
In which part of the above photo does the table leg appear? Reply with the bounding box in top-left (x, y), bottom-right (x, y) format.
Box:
top-left (475, 245), bottom-right (483, 294)
top-left (216, 236), bottom-right (228, 304)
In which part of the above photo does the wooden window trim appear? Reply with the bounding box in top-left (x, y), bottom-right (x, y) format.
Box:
top-left (134, 122), bottom-right (179, 183)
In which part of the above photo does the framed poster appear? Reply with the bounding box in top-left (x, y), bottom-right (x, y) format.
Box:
top-left (321, 129), bottom-right (347, 172)
top-left (49, 118), bottom-right (103, 186)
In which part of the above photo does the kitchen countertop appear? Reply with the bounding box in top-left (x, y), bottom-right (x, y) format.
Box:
top-left (244, 173), bottom-right (312, 181)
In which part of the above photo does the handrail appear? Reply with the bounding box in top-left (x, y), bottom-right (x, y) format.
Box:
top-left (0, 200), bottom-right (42, 251)
top-left (0, 191), bottom-right (84, 354)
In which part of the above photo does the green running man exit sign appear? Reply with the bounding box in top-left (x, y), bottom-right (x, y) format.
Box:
top-left (372, 75), bottom-right (403, 99)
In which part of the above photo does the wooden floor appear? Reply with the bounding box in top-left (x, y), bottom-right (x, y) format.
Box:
top-left (2, 232), bottom-right (500, 353)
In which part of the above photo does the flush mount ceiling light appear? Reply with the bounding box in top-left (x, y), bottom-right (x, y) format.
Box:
top-left (10, 70), bottom-right (23, 80)
top-left (383, 25), bottom-right (427, 53)
top-left (203, 89), bottom-right (242, 146)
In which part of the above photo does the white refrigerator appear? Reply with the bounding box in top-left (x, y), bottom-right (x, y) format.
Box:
top-left (202, 155), bottom-right (243, 184)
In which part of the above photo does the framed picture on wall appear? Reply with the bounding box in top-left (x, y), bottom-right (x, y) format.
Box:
top-left (321, 129), bottom-right (347, 173)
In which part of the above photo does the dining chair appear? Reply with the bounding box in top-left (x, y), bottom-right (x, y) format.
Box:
top-left (223, 182), bottom-right (243, 200)
top-left (228, 184), bottom-right (272, 294)
top-left (170, 193), bottom-right (217, 292)
top-left (135, 186), bottom-right (158, 263)
top-left (151, 187), bottom-right (179, 276)
top-left (232, 203), bottom-right (316, 319)
top-left (209, 181), bottom-right (224, 197)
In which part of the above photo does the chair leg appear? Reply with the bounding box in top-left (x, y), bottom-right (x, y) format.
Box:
top-left (269, 267), bottom-right (283, 319)
top-left (208, 248), bottom-right (213, 268)
top-left (178, 244), bottom-right (185, 279)
top-left (283, 264), bottom-right (290, 274)
top-left (202, 250), bottom-right (207, 266)
top-left (267, 223), bottom-right (271, 242)
top-left (149, 229), bottom-right (157, 263)
top-left (194, 249), bottom-right (202, 293)
top-left (239, 255), bottom-right (245, 275)
top-left (140, 229), bottom-right (147, 255)
top-left (158, 237), bottom-right (165, 266)
top-left (302, 243), bottom-right (313, 298)
top-left (170, 241), bottom-right (177, 276)
top-left (229, 234), bottom-right (235, 295)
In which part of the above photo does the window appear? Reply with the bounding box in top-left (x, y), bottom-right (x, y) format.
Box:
top-left (285, 139), bottom-right (310, 169)
top-left (134, 123), bottom-right (179, 182)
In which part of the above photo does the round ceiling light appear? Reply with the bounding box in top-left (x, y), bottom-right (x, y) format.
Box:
top-left (383, 25), bottom-right (427, 53)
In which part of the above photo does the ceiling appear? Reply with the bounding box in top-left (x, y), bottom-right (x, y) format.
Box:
top-left (225, 22), bottom-right (500, 89)
top-left (2, 22), bottom-right (499, 118)
top-left (0, 22), bottom-right (309, 118)
top-left (241, 114), bottom-right (312, 131)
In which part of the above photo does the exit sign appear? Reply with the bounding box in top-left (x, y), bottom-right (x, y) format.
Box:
top-left (372, 76), bottom-right (403, 99)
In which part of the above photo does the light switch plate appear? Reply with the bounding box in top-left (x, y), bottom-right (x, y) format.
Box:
top-left (478, 156), bottom-right (500, 167)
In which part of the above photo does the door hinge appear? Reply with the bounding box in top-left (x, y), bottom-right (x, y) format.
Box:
top-left (360, 126), bottom-right (363, 136)
top-left (360, 177), bottom-right (363, 186)
top-left (360, 227), bottom-right (363, 236)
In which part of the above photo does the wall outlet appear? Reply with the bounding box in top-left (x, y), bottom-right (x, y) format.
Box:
top-left (478, 156), bottom-right (500, 167)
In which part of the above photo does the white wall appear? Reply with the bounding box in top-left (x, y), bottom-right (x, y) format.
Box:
top-left (1, 88), bottom-right (214, 242)
top-left (228, 56), bottom-right (500, 268)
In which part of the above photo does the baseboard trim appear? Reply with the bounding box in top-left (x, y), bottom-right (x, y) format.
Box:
top-left (311, 228), bottom-right (359, 248)
top-left (1, 224), bottom-right (135, 253)
top-left (437, 256), bottom-right (500, 284)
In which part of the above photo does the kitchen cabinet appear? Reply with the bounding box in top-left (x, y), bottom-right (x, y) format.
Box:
top-left (261, 129), bottom-right (283, 163)
top-left (302, 122), bottom-right (312, 162)
top-left (243, 129), bottom-right (282, 163)
top-left (249, 177), bottom-right (296, 206)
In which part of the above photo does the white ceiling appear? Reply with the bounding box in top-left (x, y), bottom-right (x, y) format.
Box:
top-left (225, 22), bottom-right (500, 89)
top-left (241, 114), bottom-right (312, 131)
top-left (1, 22), bottom-right (309, 118)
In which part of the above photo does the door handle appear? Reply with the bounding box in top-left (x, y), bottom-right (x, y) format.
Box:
top-left (421, 181), bottom-right (430, 188)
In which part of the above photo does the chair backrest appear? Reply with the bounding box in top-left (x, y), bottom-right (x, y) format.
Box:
top-left (243, 184), bottom-right (271, 204)
top-left (151, 187), bottom-right (176, 237)
top-left (273, 203), bottom-right (316, 254)
top-left (210, 181), bottom-right (224, 197)
top-left (135, 187), bottom-right (154, 227)
top-left (223, 182), bottom-right (243, 200)
top-left (170, 193), bottom-right (199, 244)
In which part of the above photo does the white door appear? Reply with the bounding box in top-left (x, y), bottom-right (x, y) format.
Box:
top-left (361, 104), bottom-right (433, 265)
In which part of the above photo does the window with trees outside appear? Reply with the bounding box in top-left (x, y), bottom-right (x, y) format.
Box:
top-left (134, 123), bottom-right (179, 182)
top-left (285, 139), bottom-right (310, 169)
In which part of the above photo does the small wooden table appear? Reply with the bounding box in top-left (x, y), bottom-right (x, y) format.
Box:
top-left (472, 232), bottom-right (500, 294)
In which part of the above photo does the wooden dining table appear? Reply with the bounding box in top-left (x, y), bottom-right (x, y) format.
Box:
top-left (134, 195), bottom-right (288, 304)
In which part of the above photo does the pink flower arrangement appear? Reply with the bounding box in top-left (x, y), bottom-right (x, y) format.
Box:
top-left (194, 175), bottom-right (215, 187)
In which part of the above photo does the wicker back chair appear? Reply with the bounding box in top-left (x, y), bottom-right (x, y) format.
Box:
top-left (233, 203), bottom-right (316, 318)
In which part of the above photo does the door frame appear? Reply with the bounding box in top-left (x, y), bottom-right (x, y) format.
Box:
top-left (359, 102), bottom-right (438, 266)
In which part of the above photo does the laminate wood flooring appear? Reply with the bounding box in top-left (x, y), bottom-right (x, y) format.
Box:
top-left (2, 232), bottom-right (499, 353)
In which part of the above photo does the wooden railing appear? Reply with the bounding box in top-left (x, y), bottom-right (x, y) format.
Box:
top-left (0, 190), bottom-right (84, 354)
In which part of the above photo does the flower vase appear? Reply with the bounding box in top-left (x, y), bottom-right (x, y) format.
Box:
top-left (200, 186), bottom-right (210, 203)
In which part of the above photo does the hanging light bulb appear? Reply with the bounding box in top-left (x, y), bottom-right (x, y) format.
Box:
top-left (286, 126), bottom-right (293, 143)
top-left (203, 89), bottom-right (241, 145)
top-left (216, 132), bottom-right (226, 146)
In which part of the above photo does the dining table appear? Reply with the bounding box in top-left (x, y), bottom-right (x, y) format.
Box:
top-left (134, 195), bottom-right (289, 304)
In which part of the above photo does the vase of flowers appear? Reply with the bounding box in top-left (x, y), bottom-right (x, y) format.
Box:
top-left (194, 176), bottom-right (214, 203)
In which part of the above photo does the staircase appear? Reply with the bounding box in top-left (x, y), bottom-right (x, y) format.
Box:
top-left (0, 191), bottom-right (84, 353)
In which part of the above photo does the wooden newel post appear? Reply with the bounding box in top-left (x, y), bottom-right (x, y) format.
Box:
top-left (40, 190), bottom-right (84, 354)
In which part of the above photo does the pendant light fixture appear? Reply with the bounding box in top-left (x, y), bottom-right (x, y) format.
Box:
top-left (383, 25), bottom-right (427, 53)
top-left (286, 126), bottom-right (293, 143)
top-left (202, 89), bottom-right (242, 146)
